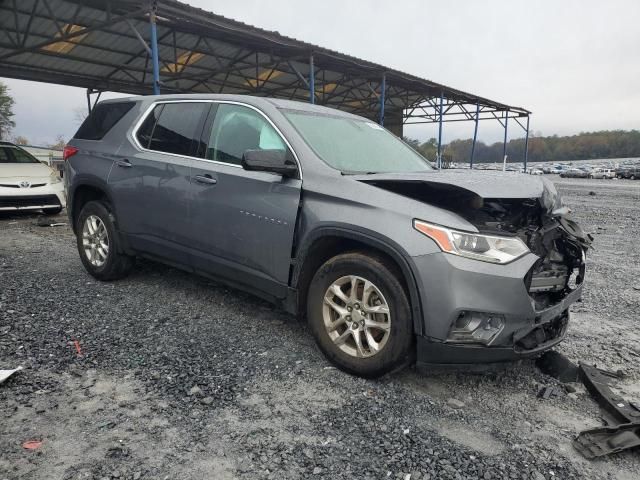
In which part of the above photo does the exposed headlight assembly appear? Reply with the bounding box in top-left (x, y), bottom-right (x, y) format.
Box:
top-left (413, 220), bottom-right (530, 264)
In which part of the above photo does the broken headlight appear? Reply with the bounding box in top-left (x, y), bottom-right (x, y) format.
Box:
top-left (413, 220), bottom-right (530, 264)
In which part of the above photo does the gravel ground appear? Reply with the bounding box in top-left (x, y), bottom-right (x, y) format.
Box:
top-left (1, 176), bottom-right (639, 480)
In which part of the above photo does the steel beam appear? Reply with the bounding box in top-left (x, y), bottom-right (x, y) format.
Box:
top-left (309, 54), bottom-right (315, 104)
top-left (524, 115), bottom-right (530, 171)
top-left (149, 3), bottom-right (160, 95)
top-left (379, 73), bottom-right (386, 125)
top-left (502, 110), bottom-right (509, 168)
top-left (470, 102), bottom-right (479, 168)
top-left (437, 91), bottom-right (444, 168)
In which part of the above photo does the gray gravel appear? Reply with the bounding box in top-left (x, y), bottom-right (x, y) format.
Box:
top-left (1, 176), bottom-right (639, 480)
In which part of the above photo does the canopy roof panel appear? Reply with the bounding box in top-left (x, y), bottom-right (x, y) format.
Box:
top-left (0, 0), bottom-right (530, 126)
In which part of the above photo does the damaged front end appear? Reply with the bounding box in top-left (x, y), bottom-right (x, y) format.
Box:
top-left (356, 172), bottom-right (592, 362)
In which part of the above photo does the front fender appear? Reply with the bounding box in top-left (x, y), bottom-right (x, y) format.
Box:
top-left (292, 224), bottom-right (426, 335)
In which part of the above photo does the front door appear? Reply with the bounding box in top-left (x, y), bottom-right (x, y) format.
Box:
top-left (188, 102), bottom-right (302, 298)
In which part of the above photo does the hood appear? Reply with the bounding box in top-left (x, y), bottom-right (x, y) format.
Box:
top-left (352, 170), bottom-right (560, 213)
top-left (0, 162), bottom-right (55, 181)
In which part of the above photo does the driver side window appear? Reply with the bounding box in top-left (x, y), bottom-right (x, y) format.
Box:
top-left (206, 104), bottom-right (287, 165)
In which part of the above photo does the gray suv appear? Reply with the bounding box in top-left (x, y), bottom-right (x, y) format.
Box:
top-left (65, 95), bottom-right (591, 378)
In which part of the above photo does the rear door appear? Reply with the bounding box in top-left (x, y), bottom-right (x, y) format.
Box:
top-left (188, 102), bottom-right (302, 298)
top-left (110, 101), bottom-right (209, 263)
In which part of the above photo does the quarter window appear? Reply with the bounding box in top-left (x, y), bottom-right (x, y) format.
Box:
top-left (75, 101), bottom-right (134, 140)
top-left (206, 104), bottom-right (288, 165)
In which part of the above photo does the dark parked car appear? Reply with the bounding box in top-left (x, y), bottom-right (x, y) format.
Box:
top-left (65, 95), bottom-right (591, 377)
top-left (616, 166), bottom-right (640, 179)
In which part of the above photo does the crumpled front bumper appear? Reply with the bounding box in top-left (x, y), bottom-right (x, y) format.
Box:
top-left (410, 250), bottom-right (583, 365)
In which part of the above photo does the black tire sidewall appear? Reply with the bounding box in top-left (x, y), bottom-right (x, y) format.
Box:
top-left (307, 253), bottom-right (413, 378)
top-left (76, 200), bottom-right (124, 280)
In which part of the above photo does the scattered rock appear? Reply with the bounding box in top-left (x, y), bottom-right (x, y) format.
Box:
top-left (446, 398), bottom-right (465, 409)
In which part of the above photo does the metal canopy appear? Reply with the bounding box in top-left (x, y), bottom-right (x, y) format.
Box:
top-left (0, 0), bottom-right (531, 167)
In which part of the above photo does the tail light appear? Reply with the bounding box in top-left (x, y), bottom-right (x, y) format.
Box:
top-left (63, 145), bottom-right (79, 161)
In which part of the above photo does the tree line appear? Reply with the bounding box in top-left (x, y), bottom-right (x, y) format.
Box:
top-left (405, 130), bottom-right (640, 164)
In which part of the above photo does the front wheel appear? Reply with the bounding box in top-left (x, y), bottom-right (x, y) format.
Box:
top-left (307, 252), bottom-right (413, 378)
top-left (76, 200), bottom-right (134, 281)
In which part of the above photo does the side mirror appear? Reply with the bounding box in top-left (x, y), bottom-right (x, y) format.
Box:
top-left (242, 149), bottom-right (298, 177)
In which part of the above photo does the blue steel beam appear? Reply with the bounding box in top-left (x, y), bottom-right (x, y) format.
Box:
top-left (470, 101), bottom-right (479, 168)
top-left (379, 73), bottom-right (386, 125)
top-left (437, 91), bottom-right (444, 168)
top-left (149, 4), bottom-right (160, 95)
top-left (309, 54), bottom-right (315, 104)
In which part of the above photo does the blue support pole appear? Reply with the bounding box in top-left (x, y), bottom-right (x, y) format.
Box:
top-left (502, 111), bottom-right (509, 168)
top-left (149, 5), bottom-right (160, 95)
top-left (309, 54), bottom-right (315, 104)
top-left (524, 115), bottom-right (530, 171)
top-left (470, 102), bottom-right (479, 169)
top-left (437, 91), bottom-right (444, 169)
top-left (379, 73), bottom-right (386, 126)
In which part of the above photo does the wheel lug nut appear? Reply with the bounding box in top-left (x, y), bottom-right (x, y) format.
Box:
top-left (347, 306), bottom-right (352, 312)
top-left (354, 303), bottom-right (360, 309)
top-left (346, 315), bottom-right (351, 321)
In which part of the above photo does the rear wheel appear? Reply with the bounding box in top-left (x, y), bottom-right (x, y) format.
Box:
top-left (76, 200), bottom-right (134, 281)
top-left (307, 252), bottom-right (413, 378)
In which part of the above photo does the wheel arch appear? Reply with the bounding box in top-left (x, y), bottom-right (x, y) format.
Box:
top-left (69, 178), bottom-right (115, 234)
top-left (291, 226), bottom-right (424, 335)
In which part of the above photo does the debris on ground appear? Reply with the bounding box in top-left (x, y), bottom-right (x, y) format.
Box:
top-left (537, 385), bottom-right (564, 400)
top-left (22, 440), bottom-right (43, 450)
top-left (573, 363), bottom-right (640, 459)
top-left (35, 216), bottom-right (66, 227)
top-left (0, 366), bottom-right (23, 385)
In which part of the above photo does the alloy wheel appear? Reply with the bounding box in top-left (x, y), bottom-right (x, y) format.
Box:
top-left (82, 214), bottom-right (109, 267)
top-left (322, 275), bottom-right (391, 358)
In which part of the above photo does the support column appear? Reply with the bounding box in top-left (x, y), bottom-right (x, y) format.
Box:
top-left (86, 89), bottom-right (92, 114)
top-left (309, 54), bottom-right (315, 104)
top-left (149, 2), bottom-right (160, 95)
top-left (524, 115), bottom-right (530, 171)
top-left (470, 102), bottom-right (479, 168)
top-left (379, 73), bottom-right (386, 126)
top-left (437, 91), bottom-right (444, 169)
top-left (502, 110), bottom-right (509, 169)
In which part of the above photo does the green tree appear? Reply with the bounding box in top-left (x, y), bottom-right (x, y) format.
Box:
top-left (0, 81), bottom-right (16, 140)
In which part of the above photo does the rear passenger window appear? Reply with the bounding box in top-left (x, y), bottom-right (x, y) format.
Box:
top-left (74, 102), bottom-right (134, 140)
top-left (141, 103), bottom-right (208, 156)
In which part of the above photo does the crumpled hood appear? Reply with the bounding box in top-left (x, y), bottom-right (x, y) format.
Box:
top-left (352, 170), bottom-right (560, 211)
top-left (0, 162), bottom-right (55, 182)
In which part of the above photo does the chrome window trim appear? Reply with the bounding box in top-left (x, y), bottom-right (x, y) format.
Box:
top-left (129, 99), bottom-right (303, 177)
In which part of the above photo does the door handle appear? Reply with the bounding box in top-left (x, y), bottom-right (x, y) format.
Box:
top-left (194, 174), bottom-right (217, 185)
top-left (116, 159), bottom-right (132, 168)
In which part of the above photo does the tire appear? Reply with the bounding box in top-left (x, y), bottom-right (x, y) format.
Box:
top-left (44, 207), bottom-right (62, 215)
top-left (75, 200), bottom-right (134, 281)
top-left (306, 252), bottom-right (413, 378)
top-left (631, 175), bottom-right (636, 180)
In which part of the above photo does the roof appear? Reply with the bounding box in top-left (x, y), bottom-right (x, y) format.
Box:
top-left (0, 0), bottom-right (530, 125)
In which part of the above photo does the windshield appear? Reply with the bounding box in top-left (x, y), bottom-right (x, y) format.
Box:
top-left (0, 146), bottom-right (40, 164)
top-left (283, 110), bottom-right (432, 174)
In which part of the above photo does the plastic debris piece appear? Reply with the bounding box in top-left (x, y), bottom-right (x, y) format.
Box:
top-left (73, 339), bottom-right (82, 357)
top-left (0, 366), bottom-right (23, 385)
top-left (22, 440), bottom-right (43, 450)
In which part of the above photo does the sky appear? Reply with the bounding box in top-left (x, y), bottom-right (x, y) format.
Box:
top-left (3, 0), bottom-right (639, 146)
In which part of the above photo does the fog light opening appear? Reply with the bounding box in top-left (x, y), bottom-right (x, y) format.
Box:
top-left (447, 312), bottom-right (505, 345)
